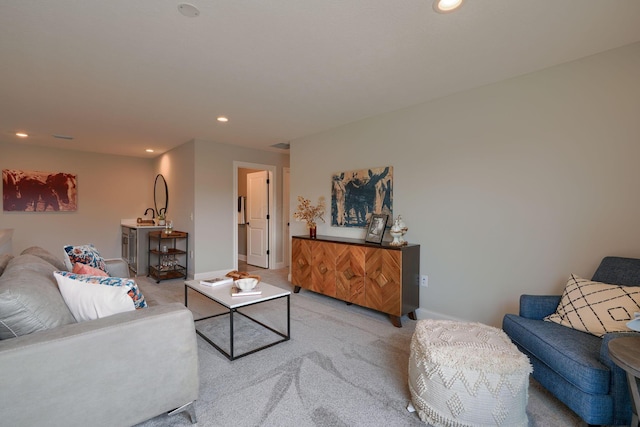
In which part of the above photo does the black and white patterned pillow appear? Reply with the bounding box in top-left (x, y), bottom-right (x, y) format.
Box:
top-left (545, 274), bottom-right (640, 337)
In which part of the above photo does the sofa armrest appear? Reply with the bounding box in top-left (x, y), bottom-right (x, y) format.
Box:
top-left (519, 294), bottom-right (561, 320)
top-left (104, 257), bottom-right (130, 278)
top-left (0, 303), bottom-right (199, 427)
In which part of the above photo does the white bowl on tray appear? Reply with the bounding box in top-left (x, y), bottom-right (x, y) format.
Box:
top-left (235, 278), bottom-right (258, 291)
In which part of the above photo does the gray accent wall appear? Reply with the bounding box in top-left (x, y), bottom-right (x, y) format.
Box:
top-left (0, 139), bottom-right (289, 280)
top-left (0, 142), bottom-right (154, 259)
top-left (290, 42), bottom-right (640, 326)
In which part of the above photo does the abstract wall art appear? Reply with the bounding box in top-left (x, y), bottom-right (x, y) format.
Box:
top-left (331, 166), bottom-right (392, 228)
top-left (3, 169), bottom-right (77, 212)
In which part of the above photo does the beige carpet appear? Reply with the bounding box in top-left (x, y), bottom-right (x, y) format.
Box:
top-left (133, 264), bottom-right (584, 427)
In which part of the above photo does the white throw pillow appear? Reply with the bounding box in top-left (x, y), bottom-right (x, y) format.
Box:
top-left (53, 272), bottom-right (135, 322)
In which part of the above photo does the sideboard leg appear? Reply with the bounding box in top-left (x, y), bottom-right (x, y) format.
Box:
top-left (293, 285), bottom-right (301, 293)
top-left (408, 311), bottom-right (417, 320)
top-left (389, 315), bottom-right (402, 328)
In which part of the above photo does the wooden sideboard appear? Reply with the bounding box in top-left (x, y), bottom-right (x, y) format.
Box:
top-left (291, 235), bottom-right (420, 327)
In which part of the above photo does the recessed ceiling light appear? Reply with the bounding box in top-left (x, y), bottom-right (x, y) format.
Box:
top-left (217, 116), bottom-right (229, 123)
top-left (178, 3), bottom-right (200, 18)
top-left (433, 0), bottom-right (464, 13)
top-left (146, 149), bottom-right (154, 153)
top-left (52, 134), bottom-right (74, 140)
top-left (16, 132), bottom-right (28, 138)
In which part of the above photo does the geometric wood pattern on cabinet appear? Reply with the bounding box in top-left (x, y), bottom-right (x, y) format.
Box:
top-left (292, 235), bottom-right (420, 327)
top-left (365, 247), bottom-right (401, 317)
top-left (311, 241), bottom-right (337, 296)
top-left (291, 237), bottom-right (311, 290)
top-left (336, 244), bottom-right (365, 305)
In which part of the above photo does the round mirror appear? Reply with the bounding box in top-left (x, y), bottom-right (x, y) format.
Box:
top-left (154, 174), bottom-right (168, 217)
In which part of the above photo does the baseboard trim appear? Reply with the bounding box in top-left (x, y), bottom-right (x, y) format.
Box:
top-left (415, 308), bottom-right (464, 322)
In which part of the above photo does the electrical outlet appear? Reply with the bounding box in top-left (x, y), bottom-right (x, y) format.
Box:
top-left (190, 250), bottom-right (194, 259)
top-left (421, 275), bottom-right (428, 287)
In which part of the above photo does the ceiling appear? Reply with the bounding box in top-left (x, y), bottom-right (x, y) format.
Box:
top-left (2, 1), bottom-right (640, 158)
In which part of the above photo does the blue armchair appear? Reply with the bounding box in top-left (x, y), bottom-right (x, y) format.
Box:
top-left (502, 256), bottom-right (640, 426)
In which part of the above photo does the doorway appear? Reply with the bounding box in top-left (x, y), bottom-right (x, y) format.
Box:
top-left (233, 161), bottom-right (276, 270)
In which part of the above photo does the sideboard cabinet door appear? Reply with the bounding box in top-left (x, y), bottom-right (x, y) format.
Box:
top-left (365, 248), bottom-right (402, 316)
top-left (336, 244), bottom-right (366, 305)
top-left (311, 241), bottom-right (337, 296)
top-left (291, 237), bottom-right (312, 288)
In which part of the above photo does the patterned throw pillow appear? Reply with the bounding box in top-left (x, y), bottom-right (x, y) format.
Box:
top-left (63, 244), bottom-right (107, 272)
top-left (544, 274), bottom-right (640, 337)
top-left (55, 271), bottom-right (147, 309)
top-left (53, 272), bottom-right (134, 322)
top-left (73, 262), bottom-right (109, 277)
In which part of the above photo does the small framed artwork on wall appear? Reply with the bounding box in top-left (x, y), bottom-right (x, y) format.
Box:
top-left (365, 213), bottom-right (388, 244)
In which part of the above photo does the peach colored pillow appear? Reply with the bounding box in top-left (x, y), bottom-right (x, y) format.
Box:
top-left (73, 262), bottom-right (109, 277)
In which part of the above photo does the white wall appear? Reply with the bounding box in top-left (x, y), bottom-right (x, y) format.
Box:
top-left (0, 141), bottom-right (154, 258)
top-left (192, 140), bottom-right (290, 275)
top-left (153, 141), bottom-right (195, 276)
top-left (1, 138), bottom-right (289, 278)
top-left (290, 42), bottom-right (640, 327)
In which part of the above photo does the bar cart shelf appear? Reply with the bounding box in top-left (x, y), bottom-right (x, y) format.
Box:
top-left (148, 230), bottom-right (188, 283)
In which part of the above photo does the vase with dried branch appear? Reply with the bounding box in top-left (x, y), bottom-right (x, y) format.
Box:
top-left (293, 196), bottom-right (325, 238)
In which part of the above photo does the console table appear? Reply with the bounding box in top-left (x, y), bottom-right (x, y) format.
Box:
top-left (291, 235), bottom-right (420, 327)
top-left (608, 337), bottom-right (640, 427)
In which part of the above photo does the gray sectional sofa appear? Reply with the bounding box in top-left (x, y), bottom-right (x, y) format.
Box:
top-left (0, 247), bottom-right (199, 427)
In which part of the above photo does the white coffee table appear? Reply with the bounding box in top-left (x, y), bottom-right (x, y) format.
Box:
top-left (184, 280), bottom-right (290, 360)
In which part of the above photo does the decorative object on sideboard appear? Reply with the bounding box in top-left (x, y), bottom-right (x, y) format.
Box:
top-left (3, 169), bottom-right (77, 212)
top-left (293, 196), bottom-right (326, 239)
top-left (389, 215), bottom-right (408, 246)
top-left (365, 213), bottom-right (388, 244)
top-left (331, 166), bottom-right (393, 228)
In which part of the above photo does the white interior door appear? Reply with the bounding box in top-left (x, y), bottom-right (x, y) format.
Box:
top-left (246, 171), bottom-right (269, 268)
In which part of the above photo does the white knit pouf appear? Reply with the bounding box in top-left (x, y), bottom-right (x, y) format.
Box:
top-left (408, 320), bottom-right (532, 427)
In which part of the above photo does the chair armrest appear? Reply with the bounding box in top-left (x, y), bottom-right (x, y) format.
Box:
top-left (104, 257), bottom-right (130, 278)
top-left (519, 294), bottom-right (561, 320)
top-left (0, 303), bottom-right (198, 426)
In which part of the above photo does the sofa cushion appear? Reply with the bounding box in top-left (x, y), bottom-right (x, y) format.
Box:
top-left (503, 313), bottom-right (609, 394)
top-left (63, 244), bottom-right (107, 272)
top-left (55, 271), bottom-right (147, 309)
top-left (21, 246), bottom-right (66, 271)
top-left (0, 253), bottom-right (13, 276)
top-left (544, 274), bottom-right (640, 337)
top-left (53, 272), bottom-right (135, 322)
top-left (0, 255), bottom-right (76, 340)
